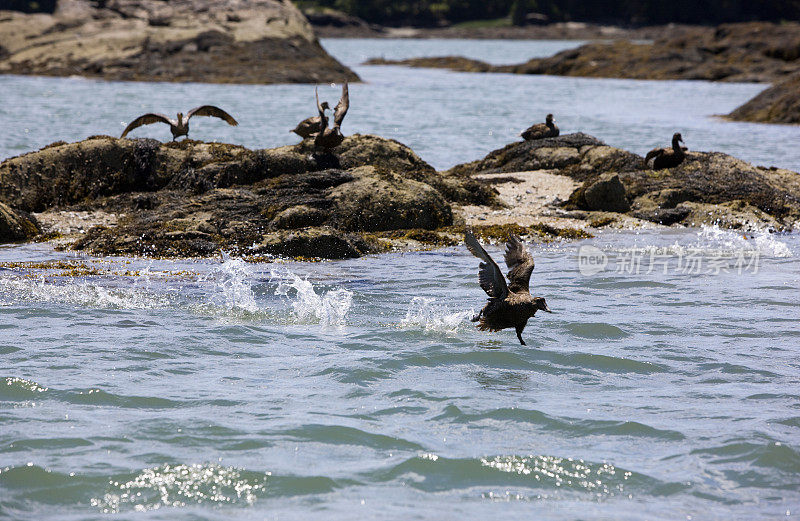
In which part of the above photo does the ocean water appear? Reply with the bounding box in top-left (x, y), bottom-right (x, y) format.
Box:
top-left (1, 39), bottom-right (800, 171)
top-left (1, 39), bottom-right (800, 521)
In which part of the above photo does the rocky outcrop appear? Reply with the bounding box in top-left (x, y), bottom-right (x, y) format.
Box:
top-left (0, 0), bottom-right (358, 84)
top-left (0, 134), bottom-right (494, 258)
top-left (728, 74), bottom-right (800, 124)
top-left (365, 22), bottom-right (800, 84)
top-left (449, 134), bottom-right (800, 230)
top-left (0, 202), bottom-right (40, 243)
top-left (447, 133), bottom-right (641, 181)
top-left (509, 23), bottom-right (800, 83)
top-left (365, 56), bottom-right (494, 72)
top-left (622, 153), bottom-right (800, 222)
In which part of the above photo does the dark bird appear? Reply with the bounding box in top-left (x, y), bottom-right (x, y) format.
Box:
top-left (120, 105), bottom-right (238, 141)
top-left (521, 113), bottom-right (559, 141)
top-left (465, 230), bottom-right (552, 346)
top-left (313, 82), bottom-right (349, 151)
top-left (290, 101), bottom-right (330, 139)
top-left (644, 132), bottom-right (686, 169)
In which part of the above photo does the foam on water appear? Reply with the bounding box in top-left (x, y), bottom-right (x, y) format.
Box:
top-left (0, 274), bottom-right (174, 310)
top-left (696, 225), bottom-right (794, 257)
top-left (199, 253), bottom-right (260, 314)
top-left (400, 296), bottom-right (474, 334)
top-left (270, 267), bottom-right (352, 326)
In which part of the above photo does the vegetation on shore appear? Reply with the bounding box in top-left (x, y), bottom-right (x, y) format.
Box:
top-left (298, 0), bottom-right (800, 27)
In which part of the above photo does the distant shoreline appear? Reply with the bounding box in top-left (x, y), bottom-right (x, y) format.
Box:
top-left (312, 20), bottom-right (682, 41)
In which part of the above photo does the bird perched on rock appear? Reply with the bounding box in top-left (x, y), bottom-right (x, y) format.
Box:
top-left (645, 133), bottom-right (686, 169)
top-left (290, 101), bottom-right (330, 139)
top-left (313, 82), bottom-right (349, 152)
top-left (521, 113), bottom-right (559, 141)
top-left (465, 230), bottom-right (552, 346)
top-left (121, 105), bottom-right (238, 141)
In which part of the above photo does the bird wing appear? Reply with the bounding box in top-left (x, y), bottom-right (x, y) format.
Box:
top-left (465, 229), bottom-right (508, 299)
top-left (186, 105), bottom-right (239, 126)
top-left (120, 113), bottom-right (174, 137)
top-left (521, 123), bottom-right (546, 139)
top-left (315, 86), bottom-right (327, 120)
top-left (644, 147), bottom-right (665, 164)
top-left (333, 82), bottom-right (349, 127)
top-left (504, 235), bottom-right (535, 293)
top-left (291, 116), bottom-right (321, 137)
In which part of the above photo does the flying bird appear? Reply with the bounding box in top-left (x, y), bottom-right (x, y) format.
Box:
top-left (645, 132), bottom-right (686, 169)
top-left (121, 105), bottom-right (238, 141)
top-left (291, 101), bottom-right (330, 138)
top-left (465, 230), bottom-right (551, 346)
top-left (521, 113), bottom-right (559, 141)
top-left (313, 82), bottom-right (349, 151)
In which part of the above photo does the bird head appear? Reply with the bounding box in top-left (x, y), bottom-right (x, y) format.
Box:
top-left (546, 114), bottom-right (554, 124)
top-left (321, 102), bottom-right (330, 111)
top-left (177, 112), bottom-right (184, 122)
top-left (673, 132), bottom-right (683, 144)
top-left (532, 297), bottom-right (552, 316)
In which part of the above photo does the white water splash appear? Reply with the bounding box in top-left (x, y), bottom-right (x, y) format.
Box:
top-left (400, 297), bottom-right (473, 334)
top-left (270, 268), bottom-right (352, 327)
top-left (201, 253), bottom-right (260, 314)
top-left (0, 275), bottom-right (174, 310)
top-left (697, 225), bottom-right (793, 258)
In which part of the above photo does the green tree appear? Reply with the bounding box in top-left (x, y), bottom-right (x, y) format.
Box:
top-left (510, 0), bottom-right (528, 26)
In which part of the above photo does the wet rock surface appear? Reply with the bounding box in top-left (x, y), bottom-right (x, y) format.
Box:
top-left (0, 135), bottom-right (488, 258)
top-left (0, 202), bottom-right (40, 243)
top-left (0, 0), bottom-right (358, 84)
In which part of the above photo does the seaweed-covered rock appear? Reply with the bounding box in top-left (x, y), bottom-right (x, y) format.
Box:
top-left (1, 134), bottom-right (466, 258)
top-left (566, 151), bottom-right (800, 228)
top-left (251, 227), bottom-right (385, 259)
top-left (447, 133), bottom-right (606, 177)
top-left (329, 166), bottom-right (452, 231)
top-left (680, 201), bottom-right (784, 230)
top-left (364, 56), bottom-right (494, 72)
top-left (336, 134), bottom-right (436, 175)
top-left (0, 202), bottom-right (40, 243)
top-left (619, 152), bottom-right (800, 222)
top-left (632, 206), bottom-right (692, 226)
top-left (450, 132), bottom-right (800, 229)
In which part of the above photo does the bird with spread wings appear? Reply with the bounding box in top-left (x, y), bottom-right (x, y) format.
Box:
top-left (313, 82), bottom-right (349, 151)
top-left (121, 105), bottom-right (238, 141)
top-left (465, 230), bottom-right (552, 345)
